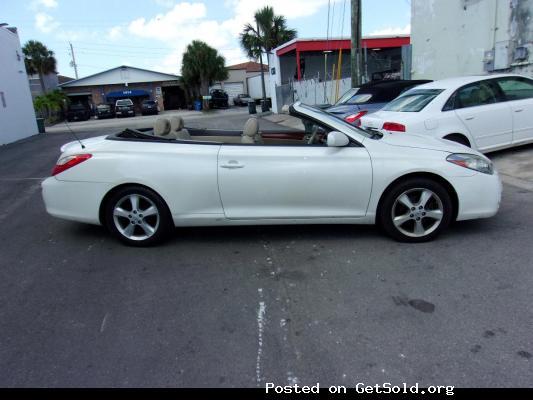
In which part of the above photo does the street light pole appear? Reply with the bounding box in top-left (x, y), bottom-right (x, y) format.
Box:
top-left (350, 0), bottom-right (362, 88)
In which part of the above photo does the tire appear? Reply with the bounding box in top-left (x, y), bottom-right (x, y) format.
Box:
top-left (104, 186), bottom-right (173, 246)
top-left (378, 178), bottom-right (453, 243)
top-left (444, 134), bottom-right (470, 147)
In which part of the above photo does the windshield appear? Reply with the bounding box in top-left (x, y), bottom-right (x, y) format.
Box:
top-left (335, 88), bottom-right (359, 105)
top-left (382, 89), bottom-right (444, 112)
top-left (116, 99), bottom-right (133, 106)
top-left (298, 103), bottom-right (380, 139)
top-left (143, 100), bottom-right (156, 105)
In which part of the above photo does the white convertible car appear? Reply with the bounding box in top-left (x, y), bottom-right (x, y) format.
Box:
top-left (42, 102), bottom-right (502, 246)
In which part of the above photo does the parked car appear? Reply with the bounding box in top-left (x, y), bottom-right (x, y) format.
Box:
top-left (66, 104), bottom-right (90, 122)
top-left (115, 99), bottom-right (135, 118)
top-left (141, 99), bottom-right (159, 115)
top-left (327, 80), bottom-right (432, 125)
top-left (42, 101), bottom-right (501, 246)
top-left (209, 89), bottom-right (229, 108)
top-left (95, 103), bottom-right (114, 119)
top-left (233, 93), bottom-right (253, 106)
top-left (360, 74), bottom-right (533, 153)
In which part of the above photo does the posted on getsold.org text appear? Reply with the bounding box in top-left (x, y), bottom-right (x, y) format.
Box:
top-left (265, 382), bottom-right (455, 396)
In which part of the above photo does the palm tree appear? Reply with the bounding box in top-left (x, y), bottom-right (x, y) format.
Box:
top-left (34, 89), bottom-right (68, 121)
top-left (181, 40), bottom-right (228, 98)
top-left (22, 40), bottom-right (57, 95)
top-left (240, 6), bottom-right (297, 63)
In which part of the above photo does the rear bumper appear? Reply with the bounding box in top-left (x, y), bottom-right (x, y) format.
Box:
top-left (454, 171), bottom-right (502, 221)
top-left (42, 177), bottom-right (112, 225)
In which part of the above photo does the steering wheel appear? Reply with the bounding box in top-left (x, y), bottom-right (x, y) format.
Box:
top-left (307, 125), bottom-right (319, 145)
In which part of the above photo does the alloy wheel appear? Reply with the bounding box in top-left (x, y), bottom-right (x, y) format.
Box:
top-left (112, 194), bottom-right (160, 241)
top-left (391, 188), bottom-right (444, 238)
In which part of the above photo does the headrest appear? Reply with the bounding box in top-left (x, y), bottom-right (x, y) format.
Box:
top-left (154, 118), bottom-right (171, 136)
top-left (170, 116), bottom-right (184, 132)
top-left (243, 118), bottom-right (259, 137)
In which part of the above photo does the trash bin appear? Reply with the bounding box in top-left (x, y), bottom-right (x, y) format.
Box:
top-left (260, 99), bottom-right (269, 113)
top-left (194, 100), bottom-right (202, 111)
top-left (248, 100), bottom-right (257, 114)
top-left (36, 118), bottom-right (45, 133)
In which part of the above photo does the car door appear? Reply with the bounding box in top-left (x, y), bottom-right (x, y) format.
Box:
top-left (453, 80), bottom-right (513, 151)
top-left (495, 76), bottom-right (533, 145)
top-left (217, 139), bottom-right (373, 220)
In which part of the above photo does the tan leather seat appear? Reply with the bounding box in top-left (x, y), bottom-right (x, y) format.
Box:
top-left (154, 118), bottom-right (171, 137)
top-left (170, 116), bottom-right (191, 140)
top-left (241, 118), bottom-right (262, 144)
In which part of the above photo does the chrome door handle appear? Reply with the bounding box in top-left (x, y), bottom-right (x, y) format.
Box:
top-left (465, 116), bottom-right (475, 120)
top-left (515, 109), bottom-right (524, 113)
top-left (220, 160), bottom-right (244, 169)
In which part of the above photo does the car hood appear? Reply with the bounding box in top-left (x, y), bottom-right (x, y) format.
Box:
top-left (327, 103), bottom-right (385, 117)
top-left (377, 131), bottom-right (473, 154)
top-left (327, 104), bottom-right (361, 114)
top-left (60, 135), bottom-right (109, 153)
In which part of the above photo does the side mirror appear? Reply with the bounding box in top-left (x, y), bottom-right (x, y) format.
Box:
top-left (327, 131), bottom-right (350, 147)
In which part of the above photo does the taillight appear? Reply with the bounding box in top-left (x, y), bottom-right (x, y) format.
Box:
top-left (344, 111), bottom-right (368, 124)
top-left (52, 154), bottom-right (92, 176)
top-left (382, 122), bottom-right (406, 132)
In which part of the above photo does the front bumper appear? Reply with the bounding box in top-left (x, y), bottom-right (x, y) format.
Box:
top-left (453, 171), bottom-right (502, 221)
top-left (42, 177), bottom-right (112, 225)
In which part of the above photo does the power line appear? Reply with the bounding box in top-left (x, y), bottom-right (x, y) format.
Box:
top-left (340, 0), bottom-right (347, 38)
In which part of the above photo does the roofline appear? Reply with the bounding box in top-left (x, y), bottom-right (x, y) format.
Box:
top-left (0, 25), bottom-right (19, 37)
top-left (59, 65), bottom-right (180, 87)
top-left (272, 34), bottom-right (410, 53)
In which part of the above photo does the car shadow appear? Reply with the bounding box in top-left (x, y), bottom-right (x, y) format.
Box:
top-left (487, 142), bottom-right (533, 159)
top-left (62, 219), bottom-right (493, 248)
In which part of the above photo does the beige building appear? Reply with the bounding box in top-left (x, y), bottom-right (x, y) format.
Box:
top-left (211, 61), bottom-right (268, 104)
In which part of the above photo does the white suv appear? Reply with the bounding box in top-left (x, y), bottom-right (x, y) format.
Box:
top-left (360, 74), bottom-right (533, 153)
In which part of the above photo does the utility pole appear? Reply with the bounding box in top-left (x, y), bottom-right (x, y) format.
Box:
top-left (350, 0), bottom-right (362, 88)
top-left (256, 20), bottom-right (268, 111)
top-left (69, 42), bottom-right (79, 79)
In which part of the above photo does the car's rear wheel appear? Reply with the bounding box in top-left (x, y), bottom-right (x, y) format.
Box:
top-left (104, 186), bottom-right (173, 246)
top-left (379, 178), bottom-right (453, 242)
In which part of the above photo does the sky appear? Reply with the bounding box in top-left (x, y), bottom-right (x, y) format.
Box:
top-left (2, 0), bottom-right (411, 79)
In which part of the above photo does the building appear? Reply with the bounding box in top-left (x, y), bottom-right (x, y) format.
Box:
top-left (0, 24), bottom-right (38, 145)
top-left (28, 72), bottom-right (74, 99)
top-left (59, 66), bottom-right (185, 112)
top-left (411, 0), bottom-right (533, 80)
top-left (268, 35), bottom-right (411, 112)
top-left (211, 61), bottom-right (269, 104)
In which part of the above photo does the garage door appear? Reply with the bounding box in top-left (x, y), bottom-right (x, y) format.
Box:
top-left (223, 82), bottom-right (244, 105)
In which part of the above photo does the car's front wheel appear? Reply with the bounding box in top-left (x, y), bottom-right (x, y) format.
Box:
top-left (104, 186), bottom-right (173, 246)
top-left (379, 178), bottom-right (453, 242)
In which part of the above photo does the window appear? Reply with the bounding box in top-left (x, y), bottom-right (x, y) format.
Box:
top-left (496, 77), bottom-right (533, 101)
top-left (453, 81), bottom-right (499, 109)
top-left (382, 89), bottom-right (444, 112)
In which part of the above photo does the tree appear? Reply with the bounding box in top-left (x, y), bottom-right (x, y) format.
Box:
top-left (239, 6), bottom-right (297, 63)
top-left (181, 40), bottom-right (228, 98)
top-left (22, 40), bottom-right (57, 95)
top-left (34, 89), bottom-right (68, 121)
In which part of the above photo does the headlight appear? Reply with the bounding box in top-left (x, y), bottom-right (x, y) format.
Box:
top-left (446, 153), bottom-right (493, 175)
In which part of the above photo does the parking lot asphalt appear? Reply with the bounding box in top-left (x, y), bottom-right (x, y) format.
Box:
top-left (1, 115), bottom-right (532, 388)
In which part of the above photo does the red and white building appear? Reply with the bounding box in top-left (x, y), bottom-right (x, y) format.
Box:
top-left (268, 35), bottom-right (411, 112)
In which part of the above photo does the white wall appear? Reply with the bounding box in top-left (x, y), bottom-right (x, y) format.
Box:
top-left (293, 77), bottom-right (351, 105)
top-left (411, 0), bottom-right (533, 79)
top-left (0, 27), bottom-right (38, 145)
